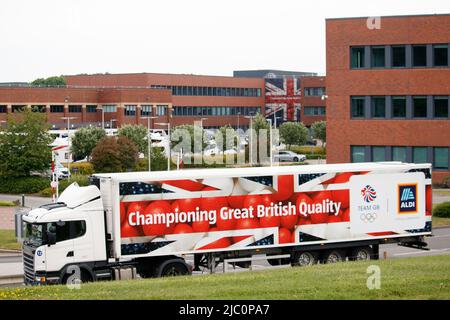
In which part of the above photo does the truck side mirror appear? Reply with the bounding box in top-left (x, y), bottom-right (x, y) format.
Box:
top-left (47, 232), bottom-right (56, 246)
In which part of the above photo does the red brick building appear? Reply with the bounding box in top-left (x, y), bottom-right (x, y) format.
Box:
top-left (326, 14), bottom-right (450, 183)
top-left (66, 73), bottom-right (265, 129)
top-left (300, 76), bottom-right (326, 126)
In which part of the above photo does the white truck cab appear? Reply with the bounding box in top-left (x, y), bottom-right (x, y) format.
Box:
top-left (22, 183), bottom-right (107, 285)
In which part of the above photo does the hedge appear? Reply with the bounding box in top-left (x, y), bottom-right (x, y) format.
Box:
top-left (433, 202), bottom-right (450, 218)
top-left (67, 163), bottom-right (94, 175)
top-left (0, 176), bottom-right (50, 194)
top-left (290, 145), bottom-right (326, 155)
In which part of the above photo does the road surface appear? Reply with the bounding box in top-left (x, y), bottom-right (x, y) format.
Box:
top-left (0, 194), bottom-right (50, 209)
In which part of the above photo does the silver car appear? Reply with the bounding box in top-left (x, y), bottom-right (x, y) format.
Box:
top-left (273, 150), bottom-right (306, 162)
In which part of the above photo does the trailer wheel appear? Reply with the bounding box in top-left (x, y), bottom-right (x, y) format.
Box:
top-left (292, 251), bottom-right (318, 267)
top-left (322, 250), bottom-right (345, 264)
top-left (350, 246), bottom-right (373, 261)
top-left (160, 261), bottom-right (190, 277)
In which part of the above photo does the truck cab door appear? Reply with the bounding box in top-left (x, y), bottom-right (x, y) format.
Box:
top-left (45, 222), bottom-right (74, 273)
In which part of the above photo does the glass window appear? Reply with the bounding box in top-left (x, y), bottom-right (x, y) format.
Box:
top-left (47, 220), bottom-right (86, 243)
top-left (156, 105), bottom-right (167, 116)
top-left (351, 96), bottom-right (365, 118)
top-left (0, 105), bottom-right (6, 113)
top-left (372, 146), bottom-right (386, 162)
top-left (372, 96), bottom-right (386, 118)
top-left (350, 47), bottom-right (365, 68)
top-left (433, 45), bottom-right (448, 67)
top-left (50, 105), bottom-right (64, 113)
top-left (392, 147), bottom-right (407, 162)
top-left (69, 105), bottom-right (82, 113)
top-left (124, 105), bottom-right (136, 117)
top-left (351, 146), bottom-right (366, 163)
top-left (12, 105), bottom-right (26, 113)
top-left (434, 96), bottom-right (448, 118)
top-left (413, 147), bottom-right (428, 164)
top-left (31, 105), bottom-right (46, 113)
top-left (86, 105), bottom-right (97, 113)
top-left (392, 96), bottom-right (406, 118)
top-left (413, 96), bottom-right (427, 118)
top-left (434, 147), bottom-right (449, 169)
top-left (413, 45), bottom-right (427, 67)
top-left (392, 46), bottom-right (406, 67)
top-left (371, 46), bottom-right (385, 67)
top-left (102, 105), bottom-right (117, 113)
top-left (141, 105), bottom-right (152, 116)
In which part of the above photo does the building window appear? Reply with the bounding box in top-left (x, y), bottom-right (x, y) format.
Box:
top-left (371, 46), bottom-right (385, 67)
top-left (392, 96), bottom-right (406, 118)
top-left (102, 105), bottom-right (117, 113)
top-left (433, 96), bottom-right (448, 118)
top-left (31, 105), bottom-right (46, 113)
top-left (392, 146), bottom-right (407, 162)
top-left (304, 87), bottom-right (326, 96)
top-left (124, 105), bottom-right (136, 117)
top-left (351, 146), bottom-right (366, 163)
top-left (413, 147), bottom-right (428, 164)
top-left (156, 105), bottom-right (167, 116)
top-left (413, 45), bottom-right (427, 67)
top-left (12, 105), bottom-right (26, 113)
top-left (371, 96), bottom-right (386, 118)
top-left (0, 105), bottom-right (6, 113)
top-left (69, 105), bottom-right (82, 113)
top-left (413, 96), bottom-right (427, 118)
top-left (434, 147), bottom-right (449, 169)
top-left (372, 146), bottom-right (386, 162)
top-left (86, 105), bottom-right (97, 113)
top-left (50, 105), bottom-right (64, 113)
top-left (351, 96), bottom-right (365, 118)
top-left (141, 105), bottom-right (152, 116)
top-left (350, 47), bottom-right (365, 69)
top-left (392, 46), bottom-right (406, 67)
top-left (433, 44), bottom-right (448, 67)
top-left (304, 106), bottom-right (325, 116)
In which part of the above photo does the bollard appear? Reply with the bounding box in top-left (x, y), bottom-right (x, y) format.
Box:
top-left (21, 194), bottom-right (25, 207)
top-left (383, 251), bottom-right (387, 260)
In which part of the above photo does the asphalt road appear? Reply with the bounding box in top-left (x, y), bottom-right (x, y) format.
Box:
top-left (1, 227), bottom-right (449, 279)
top-left (0, 194), bottom-right (51, 209)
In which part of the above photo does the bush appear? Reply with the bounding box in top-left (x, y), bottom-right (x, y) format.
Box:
top-left (91, 136), bottom-right (138, 173)
top-left (0, 176), bottom-right (50, 194)
top-left (290, 145), bottom-right (326, 155)
top-left (433, 202), bottom-right (450, 218)
top-left (68, 162), bottom-right (94, 175)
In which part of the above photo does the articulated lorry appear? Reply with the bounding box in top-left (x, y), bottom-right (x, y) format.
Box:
top-left (22, 162), bottom-right (433, 285)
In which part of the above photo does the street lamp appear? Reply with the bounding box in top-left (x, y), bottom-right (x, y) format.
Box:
top-left (141, 116), bottom-right (158, 171)
top-left (60, 116), bottom-right (77, 173)
top-left (156, 122), bottom-right (171, 171)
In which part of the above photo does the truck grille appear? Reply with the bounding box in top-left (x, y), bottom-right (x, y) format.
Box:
top-left (22, 246), bottom-right (35, 284)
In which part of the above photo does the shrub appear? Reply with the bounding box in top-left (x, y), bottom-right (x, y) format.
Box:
top-left (433, 202), bottom-right (450, 218)
top-left (0, 176), bottom-right (50, 194)
top-left (91, 136), bottom-right (138, 173)
top-left (290, 145), bottom-right (326, 155)
top-left (68, 162), bottom-right (94, 175)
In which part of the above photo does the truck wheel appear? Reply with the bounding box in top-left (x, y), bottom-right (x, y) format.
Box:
top-left (62, 268), bottom-right (92, 285)
top-left (160, 261), bottom-right (189, 277)
top-left (322, 250), bottom-right (345, 264)
top-left (292, 251), bottom-right (318, 267)
top-left (350, 246), bottom-right (373, 261)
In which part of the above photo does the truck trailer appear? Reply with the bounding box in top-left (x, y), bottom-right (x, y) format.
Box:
top-left (22, 162), bottom-right (433, 285)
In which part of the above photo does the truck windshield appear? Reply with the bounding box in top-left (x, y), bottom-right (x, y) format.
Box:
top-left (23, 223), bottom-right (46, 247)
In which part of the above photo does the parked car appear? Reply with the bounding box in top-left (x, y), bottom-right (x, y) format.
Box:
top-left (273, 150), bottom-right (306, 162)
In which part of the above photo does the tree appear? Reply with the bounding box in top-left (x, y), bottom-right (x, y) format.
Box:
top-left (91, 136), bottom-right (139, 173)
top-left (150, 147), bottom-right (168, 171)
top-left (279, 122), bottom-right (308, 150)
top-left (31, 76), bottom-right (66, 86)
top-left (117, 124), bottom-right (148, 154)
top-left (0, 109), bottom-right (52, 177)
top-left (71, 127), bottom-right (106, 161)
top-left (214, 125), bottom-right (238, 152)
top-left (171, 124), bottom-right (207, 154)
top-left (311, 121), bottom-right (326, 146)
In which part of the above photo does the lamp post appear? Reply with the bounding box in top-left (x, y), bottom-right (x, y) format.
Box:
top-left (244, 114), bottom-right (255, 165)
top-left (141, 116), bottom-right (157, 171)
top-left (156, 122), bottom-right (171, 171)
top-left (60, 116), bottom-right (77, 173)
top-left (97, 106), bottom-right (105, 130)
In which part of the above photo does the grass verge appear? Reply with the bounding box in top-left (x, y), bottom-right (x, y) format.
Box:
top-left (0, 255), bottom-right (449, 300)
top-left (0, 201), bottom-right (17, 207)
top-left (433, 217), bottom-right (450, 227)
top-left (0, 230), bottom-right (21, 250)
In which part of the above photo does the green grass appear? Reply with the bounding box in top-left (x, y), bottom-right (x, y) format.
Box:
top-left (0, 201), bottom-right (17, 207)
top-left (0, 230), bottom-right (21, 250)
top-left (433, 217), bottom-right (450, 227)
top-left (1, 255), bottom-right (449, 300)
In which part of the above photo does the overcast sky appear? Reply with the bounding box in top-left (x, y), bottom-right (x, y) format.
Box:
top-left (0, 0), bottom-right (449, 82)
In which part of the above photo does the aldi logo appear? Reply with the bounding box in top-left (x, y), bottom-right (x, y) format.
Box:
top-left (398, 184), bottom-right (418, 214)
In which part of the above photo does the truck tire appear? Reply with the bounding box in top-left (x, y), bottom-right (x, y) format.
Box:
top-left (322, 250), bottom-right (346, 264)
top-left (350, 246), bottom-right (373, 261)
top-left (158, 260), bottom-right (190, 277)
top-left (61, 267), bottom-right (92, 285)
top-left (292, 251), bottom-right (318, 267)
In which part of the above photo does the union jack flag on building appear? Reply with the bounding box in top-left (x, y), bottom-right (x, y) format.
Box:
top-left (265, 76), bottom-right (302, 122)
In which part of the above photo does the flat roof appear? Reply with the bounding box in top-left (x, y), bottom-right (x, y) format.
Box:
top-left (326, 13), bottom-right (450, 21)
